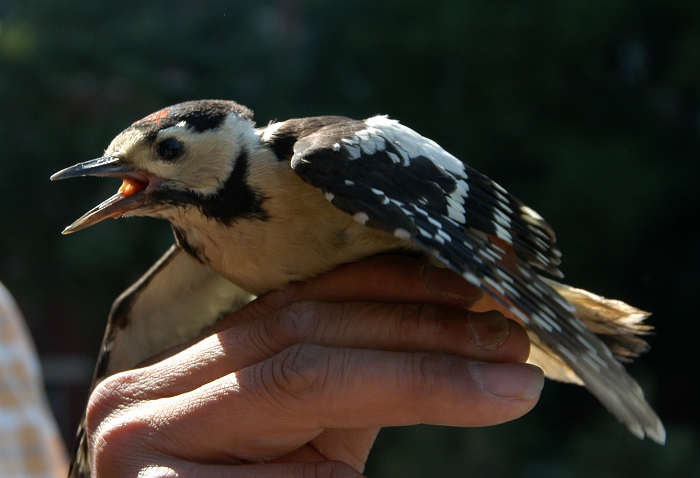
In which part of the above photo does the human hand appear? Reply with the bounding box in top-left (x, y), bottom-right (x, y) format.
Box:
top-left (85, 256), bottom-right (543, 477)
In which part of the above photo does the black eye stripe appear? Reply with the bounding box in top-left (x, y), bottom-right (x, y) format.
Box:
top-left (157, 138), bottom-right (184, 161)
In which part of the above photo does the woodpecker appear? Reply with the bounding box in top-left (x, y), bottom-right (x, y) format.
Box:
top-left (53, 100), bottom-right (664, 476)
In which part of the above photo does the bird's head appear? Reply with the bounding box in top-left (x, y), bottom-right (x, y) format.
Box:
top-left (51, 100), bottom-right (259, 234)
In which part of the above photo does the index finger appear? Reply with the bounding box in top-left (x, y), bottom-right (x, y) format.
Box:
top-left (143, 255), bottom-right (486, 365)
top-left (215, 255), bottom-right (484, 332)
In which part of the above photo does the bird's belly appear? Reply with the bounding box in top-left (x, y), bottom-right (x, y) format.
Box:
top-left (176, 215), bottom-right (415, 296)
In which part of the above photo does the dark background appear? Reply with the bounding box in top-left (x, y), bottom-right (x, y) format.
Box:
top-left (1, 0), bottom-right (698, 476)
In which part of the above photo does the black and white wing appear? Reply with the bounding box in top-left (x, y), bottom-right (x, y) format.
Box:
top-left (69, 244), bottom-right (254, 478)
top-left (289, 115), bottom-right (665, 444)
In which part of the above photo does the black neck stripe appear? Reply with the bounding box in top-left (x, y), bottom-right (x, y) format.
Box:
top-left (153, 149), bottom-right (270, 225)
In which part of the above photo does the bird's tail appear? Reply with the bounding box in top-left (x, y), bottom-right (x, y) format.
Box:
top-left (471, 278), bottom-right (654, 385)
top-left (445, 270), bottom-right (664, 442)
top-left (546, 279), bottom-right (652, 360)
top-left (526, 279), bottom-right (653, 385)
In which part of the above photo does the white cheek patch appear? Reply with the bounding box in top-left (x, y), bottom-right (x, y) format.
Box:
top-left (155, 115), bottom-right (259, 197)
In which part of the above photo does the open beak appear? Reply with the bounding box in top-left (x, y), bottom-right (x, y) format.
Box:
top-left (51, 156), bottom-right (153, 234)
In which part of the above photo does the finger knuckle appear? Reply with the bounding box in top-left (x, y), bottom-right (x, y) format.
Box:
top-left (396, 303), bottom-right (441, 342)
top-left (85, 371), bottom-right (143, 434)
top-left (261, 301), bottom-right (320, 350)
top-left (265, 343), bottom-right (335, 403)
top-left (86, 382), bottom-right (157, 475)
top-left (90, 409), bottom-right (156, 476)
top-left (404, 353), bottom-right (443, 397)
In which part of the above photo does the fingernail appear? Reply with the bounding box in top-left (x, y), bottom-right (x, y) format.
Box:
top-left (469, 363), bottom-right (544, 400)
top-left (469, 311), bottom-right (509, 350)
top-left (422, 265), bottom-right (483, 304)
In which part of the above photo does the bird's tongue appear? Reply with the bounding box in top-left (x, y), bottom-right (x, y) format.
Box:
top-left (119, 178), bottom-right (148, 197)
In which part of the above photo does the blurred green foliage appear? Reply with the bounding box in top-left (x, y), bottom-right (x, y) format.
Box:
top-left (0, 0), bottom-right (698, 476)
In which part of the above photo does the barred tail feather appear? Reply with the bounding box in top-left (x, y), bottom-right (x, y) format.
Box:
top-left (526, 278), bottom-right (664, 443)
top-left (543, 279), bottom-right (652, 362)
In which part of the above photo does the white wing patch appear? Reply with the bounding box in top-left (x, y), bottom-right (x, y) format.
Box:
top-left (365, 115), bottom-right (468, 177)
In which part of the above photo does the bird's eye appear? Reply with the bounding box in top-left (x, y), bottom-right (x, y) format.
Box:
top-left (156, 138), bottom-right (184, 161)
